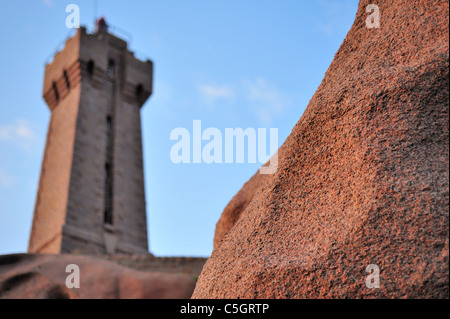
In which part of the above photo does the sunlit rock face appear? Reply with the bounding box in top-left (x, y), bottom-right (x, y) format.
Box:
top-left (193, 0), bottom-right (449, 299)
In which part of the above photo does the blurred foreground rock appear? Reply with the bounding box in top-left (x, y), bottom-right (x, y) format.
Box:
top-left (0, 253), bottom-right (198, 299)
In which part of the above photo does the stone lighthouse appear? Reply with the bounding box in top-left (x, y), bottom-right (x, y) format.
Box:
top-left (29, 18), bottom-right (152, 255)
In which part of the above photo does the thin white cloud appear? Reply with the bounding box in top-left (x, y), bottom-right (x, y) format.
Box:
top-left (0, 119), bottom-right (37, 141)
top-left (42, 0), bottom-right (53, 7)
top-left (0, 119), bottom-right (39, 152)
top-left (198, 84), bottom-right (234, 101)
top-left (196, 78), bottom-right (290, 123)
top-left (242, 77), bottom-right (291, 124)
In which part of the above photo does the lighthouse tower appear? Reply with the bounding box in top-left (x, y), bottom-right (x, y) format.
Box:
top-left (29, 19), bottom-right (153, 255)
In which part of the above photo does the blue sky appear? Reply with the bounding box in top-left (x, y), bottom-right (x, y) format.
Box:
top-left (0, 0), bottom-right (358, 257)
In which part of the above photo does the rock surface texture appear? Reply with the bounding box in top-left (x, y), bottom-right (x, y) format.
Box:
top-left (194, 0), bottom-right (449, 298)
top-left (0, 254), bottom-right (196, 299)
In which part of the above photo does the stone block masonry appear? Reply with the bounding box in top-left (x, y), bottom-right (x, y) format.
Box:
top-left (29, 24), bottom-right (153, 255)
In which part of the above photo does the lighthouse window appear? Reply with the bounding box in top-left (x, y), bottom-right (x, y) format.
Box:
top-left (52, 82), bottom-right (59, 102)
top-left (87, 60), bottom-right (95, 78)
top-left (63, 70), bottom-right (70, 89)
top-left (106, 115), bottom-right (112, 132)
top-left (136, 84), bottom-right (143, 97)
top-left (107, 59), bottom-right (115, 78)
top-left (104, 163), bottom-right (113, 225)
